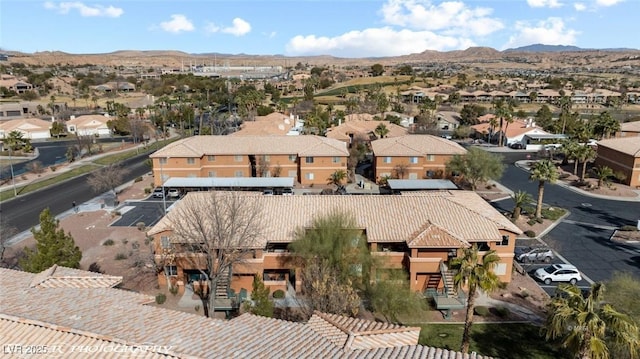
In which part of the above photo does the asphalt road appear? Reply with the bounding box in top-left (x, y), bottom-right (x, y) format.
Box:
top-left (0, 152), bottom-right (151, 234)
top-left (494, 151), bottom-right (640, 285)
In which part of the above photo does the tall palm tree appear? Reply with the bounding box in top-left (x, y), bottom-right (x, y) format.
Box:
top-left (451, 244), bottom-right (501, 353)
top-left (511, 190), bottom-right (533, 220)
top-left (544, 283), bottom-right (640, 359)
top-left (577, 145), bottom-right (597, 182)
top-left (529, 160), bottom-right (559, 219)
top-left (494, 99), bottom-right (513, 147)
top-left (561, 139), bottom-right (581, 175)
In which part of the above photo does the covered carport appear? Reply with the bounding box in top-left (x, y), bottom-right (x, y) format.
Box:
top-left (163, 177), bottom-right (295, 194)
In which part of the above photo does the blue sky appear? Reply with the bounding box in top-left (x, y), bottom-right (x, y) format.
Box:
top-left (1, 0), bottom-right (637, 57)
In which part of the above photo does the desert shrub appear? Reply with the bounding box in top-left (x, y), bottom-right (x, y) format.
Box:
top-left (26, 161), bottom-right (45, 174)
top-left (144, 187), bottom-right (152, 194)
top-left (144, 237), bottom-right (152, 245)
top-left (88, 262), bottom-right (103, 273)
top-left (536, 217), bottom-right (544, 224)
top-left (134, 176), bottom-right (143, 183)
top-left (194, 305), bottom-right (200, 312)
top-left (497, 281), bottom-right (508, 290)
top-left (155, 293), bottom-right (166, 304)
top-left (620, 225), bottom-right (639, 232)
top-left (131, 259), bottom-right (145, 268)
top-left (519, 290), bottom-right (530, 299)
top-left (494, 306), bottom-right (510, 318)
top-left (613, 171), bottom-right (627, 183)
top-left (102, 239), bottom-right (115, 246)
top-left (136, 222), bottom-right (146, 231)
top-left (122, 239), bottom-right (128, 245)
top-left (541, 207), bottom-right (566, 220)
top-left (524, 230), bottom-right (536, 238)
top-left (527, 219), bottom-right (537, 226)
top-left (272, 289), bottom-right (285, 299)
top-left (169, 285), bottom-right (179, 296)
top-left (474, 306), bottom-right (490, 316)
top-left (50, 165), bottom-right (57, 172)
top-left (114, 252), bottom-right (127, 260)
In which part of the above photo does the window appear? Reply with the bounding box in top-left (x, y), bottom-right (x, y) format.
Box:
top-left (208, 171), bottom-right (216, 177)
top-left (426, 154), bottom-right (435, 161)
top-left (159, 158), bottom-right (168, 165)
top-left (426, 170), bottom-right (435, 178)
top-left (410, 156), bottom-right (418, 164)
top-left (234, 155), bottom-right (243, 162)
top-left (305, 173), bottom-right (315, 180)
top-left (332, 156), bottom-right (341, 163)
top-left (187, 158), bottom-right (195, 164)
top-left (497, 235), bottom-right (509, 246)
top-left (305, 157), bottom-right (314, 164)
top-left (161, 236), bottom-right (170, 248)
top-left (235, 171), bottom-right (243, 177)
top-left (494, 263), bottom-right (507, 276)
top-left (165, 265), bottom-right (177, 276)
top-left (383, 157), bottom-right (392, 163)
top-left (289, 154), bottom-right (297, 162)
top-left (207, 155), bottom-right (216, 162)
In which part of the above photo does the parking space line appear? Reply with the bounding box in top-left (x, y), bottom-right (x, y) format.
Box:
top-left (561, 219), bottom-right (617, 231)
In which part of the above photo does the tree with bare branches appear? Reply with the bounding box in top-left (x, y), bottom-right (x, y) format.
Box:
top-left (87, 164), bottom-right (130, 202)
top-left (168, 192), bottom-right (265, 317)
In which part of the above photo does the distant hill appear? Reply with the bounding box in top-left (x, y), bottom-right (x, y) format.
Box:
top-left (504, 44), bottom-right (585, 53)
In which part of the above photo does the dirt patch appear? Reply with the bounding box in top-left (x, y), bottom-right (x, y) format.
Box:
top-left (556, 165), bottom-right (639, 199)
top-left (611, 230), bottom-right (640, 243)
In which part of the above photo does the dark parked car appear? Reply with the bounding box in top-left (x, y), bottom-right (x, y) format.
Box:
top-left (509, 142), bottom-right (524, 149)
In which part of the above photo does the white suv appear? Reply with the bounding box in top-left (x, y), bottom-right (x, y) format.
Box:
top-left (534, 264), bottom-right (582, 285)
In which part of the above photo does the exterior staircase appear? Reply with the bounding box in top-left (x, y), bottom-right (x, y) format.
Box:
top-left (425, 273), bottom-right (441, 292)
top-left (440, 262), bottom-right (458, 298)
top-left (215, 266), bottom-right (231, 299)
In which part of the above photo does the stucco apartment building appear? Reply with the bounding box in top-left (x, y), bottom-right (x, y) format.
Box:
top-left (0, 266), bottom-right (491, 359)
top-left (616, 120), bottom-right (640, 138)
top-left (147, 191), bottom-right (521, 298)
top-left (150, 135), bottom-right (349, 187)
top-left (595, 137), bottom-right (640, 188)
top-left (371, 135), bottom-right (467, 182)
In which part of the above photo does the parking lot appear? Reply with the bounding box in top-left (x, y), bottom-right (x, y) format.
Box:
top-left (111, 196), bottom-right (178, 228)
top-left (515, 239), bottom-right (593, 297)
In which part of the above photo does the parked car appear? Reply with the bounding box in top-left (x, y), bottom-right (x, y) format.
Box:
top-left (515, 246), bottom-right (554, 263)
top-left (167, 188), bottom-right (181, 198)
top-left (534, 264), bottom-right (582, 285)
top-left (509, 142), bottom-right (524, 149)
top-left (152, 187), bottom-right (166, 198)
top-left (282, 188), bottom-right (294, 196)
top-left (263, 189), bottom-right (274, 195)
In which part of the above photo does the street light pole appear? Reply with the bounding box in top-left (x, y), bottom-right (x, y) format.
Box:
top-left (8, 146), bottom-right (17, 197)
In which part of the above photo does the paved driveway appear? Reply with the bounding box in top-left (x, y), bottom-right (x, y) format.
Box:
top-left (112, 198), bottom-right (177, 228)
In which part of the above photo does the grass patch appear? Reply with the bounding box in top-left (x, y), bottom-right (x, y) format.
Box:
top-left (415, 323), bottom-right (567, 359)
top-left (93, 139), bottom-right (177, 165)
top-left (0, 164), bottom-right (100, 202)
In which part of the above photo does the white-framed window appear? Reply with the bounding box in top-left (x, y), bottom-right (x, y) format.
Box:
top-left (409, 173), bottom-right (418, 179)
top-left (332, 156), bottom-right (341, 163)
top-left (159, 158), bottom-right (168, 165)
top-left (383, 157), bottom-right (392, 163)
top-left (410, 156), bottom-right (418, 164)
top-left (187, 158), bottom-right (195, 164)
top-left (165, 265), bottom-right (178, 276)
top-left (208, 171), bottom-right (216, 177)
top-left (305, 173), bottom-right (315, 180)
top-left (234, 155), bottom-right (243, 162)
top-left (289, 154), bottom-right (297, 162)
top-left (235, 171), bottom-right (243, 177)
top-left (305, 157), bottom-right (314, 164)
top-left (497, 235), bottom-right (509, 246)
top-left (494, 263), bottom-right (507, 276)
top-left (68, 125), bottom-right (76, 132)
top-left (161, 236), bottom-right (170, 248)
top-left (288, 170), bottom-right (297, 177)
top-left (207, 155), bottom-right (216, 162)
top-left (426, 154), bottom-right (435, 161)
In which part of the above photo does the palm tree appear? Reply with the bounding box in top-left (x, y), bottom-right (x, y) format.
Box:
top-left (327, 170), bottom-right (347, 189)
top-left (451, 244), bottom-right (501, 353)
top-left (375, 123), bottom-right (389, 139)
top-left (544, 283), bottom-right (640, 359)
top-left (511, 190), bottom-right (533, 220)
top-left (577, 145), bottom-right (597, 182)
top-left (561, 139), bottom-right (581, 175)
top-left (592, 166), bottom-right (614, 188)
top-left (494, 99), bottom-right (512, 147)
top-left (529, 160), bottom-right (559, 219)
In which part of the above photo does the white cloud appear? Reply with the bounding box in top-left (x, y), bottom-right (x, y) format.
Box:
top-left (574, 2), bottom-right (587, 10)
top-left (262, 31), bottom-right (277, 39)
top-left (502, 17), bottom-right (579, 50)
top-left (595, 0), bottom-right (623, 6)
top-left (43, 1), bottom-right (123, 17)
top-left (379, 0), bottom-right (504, 36)
top-left (285, 27), bottom-right (475, 57)
top-left (526, 0), bottom-right (562, 8)
top-left (204, 22), bottom-right (220, 33)
top-left (160, 14), bottom-right (194, 34)
top-left (222, 18), bottom-right (251, 36)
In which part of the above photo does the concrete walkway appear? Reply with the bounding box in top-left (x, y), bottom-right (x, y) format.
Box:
top-left (475, 290), bottom-right (545, 325)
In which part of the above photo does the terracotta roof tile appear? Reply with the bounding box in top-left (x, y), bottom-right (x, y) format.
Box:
top-left (620, 120), bottom-right (640, 133)
top-left (29, 264), bottom-right (122, 288)
top-left (0, 118), bottom-right (52, 132)
top-left (597, 137), bottom-right (640, 157)
top-left (370, 135), bottom-right (467, 157)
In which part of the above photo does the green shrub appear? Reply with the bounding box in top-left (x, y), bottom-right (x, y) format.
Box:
top-left (541, 207), bottom-right (566, 220)
top-left (498, 281), bottom-right (508, 290)
top-left (536, 217), bottom-right (544, 224)
top-left (136, 222), bottom-right (146, 231)
top-left (103, 239), bottom-right (115, 246)
top-left (144, 187), bottom-right (152, 194)
top-left (495, 306), bottom-right (510, 318)
top-left (114, 253), bottom-right (127, 260)
top-left (620, 225), bottom-right (639, 232)
top-left (169, 285), bottom-right (179, 296)
top-left (194, 305), bottom-right (200, 312)
top-left (272, 289), bottom-right (285, 299)
top-left (524, 230), bottom-right (536, 238)
top-left (50, 165), bottom-right (57, 172)
top-left (474, 306), bottom-right (490, 316)
top-left (527, 219), bottom-right (537, 226)
top-left (134, 176), bottom-right (143, 183)
top-left (155, 293), bottom-right (166, 304)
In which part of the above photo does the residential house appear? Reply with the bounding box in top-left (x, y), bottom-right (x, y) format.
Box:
top-left (0, 101), bottom-right (39, 120)
top-left (0, 265), bottom-right (492, 358)
top-left (231, 112), bottom-right (300, 136)
top-left (370, 135), bottom-right (467, 181)
top-left (377, 111), bottom-right (414, 128)
top-left (93, 81), bottom-right (136, 92)
top-left (0, 75), bottom-right (33, 94)
top-left (435, 111), bottom-right (461, 134)
top-left (0, 117), bottom-right (52, 140)
top-left (149, 135), bottom-right (349, 186)
top-left (147, 191), bottom-right (522, 297)
top-left (595, 137), bottom-right (640, 188)
top-left (325, 120), bottom-right (407, 146)
top-left (66, 114), bottom-right (112, 137)
top-left (616, 120), bottom-right (640, 138)
top-left (471, 118), bottom-right (551, 146)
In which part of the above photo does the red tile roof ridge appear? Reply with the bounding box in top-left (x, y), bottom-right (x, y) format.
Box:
top-left (312, 311), bottom-right (420, 336)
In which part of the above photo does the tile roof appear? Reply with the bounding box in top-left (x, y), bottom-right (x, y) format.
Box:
top-left (0, 117), bottom-right (52, 132)
top-left (149, 135), bottom-right (349, 158)
top-left (326, 120), bottom-right (408, 141)
top-left (148, 191), bottom-right (522, 247)
top-left (597, 137), bottom-right (640, 157)
top-left (67, 114), bottom-right (111, 129)
top-left (28, 264), bottom-right (122, 288)
top-left (370, 135), bottom-right (467, 157)
top-left (0, 267), bottom-right (493, 358)
top-left (231, 112), bottom-right (295, 136)
top-left (621, 120), bottom-right (640, 133)
top-left (471, 119), bottom-right (549, 138)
